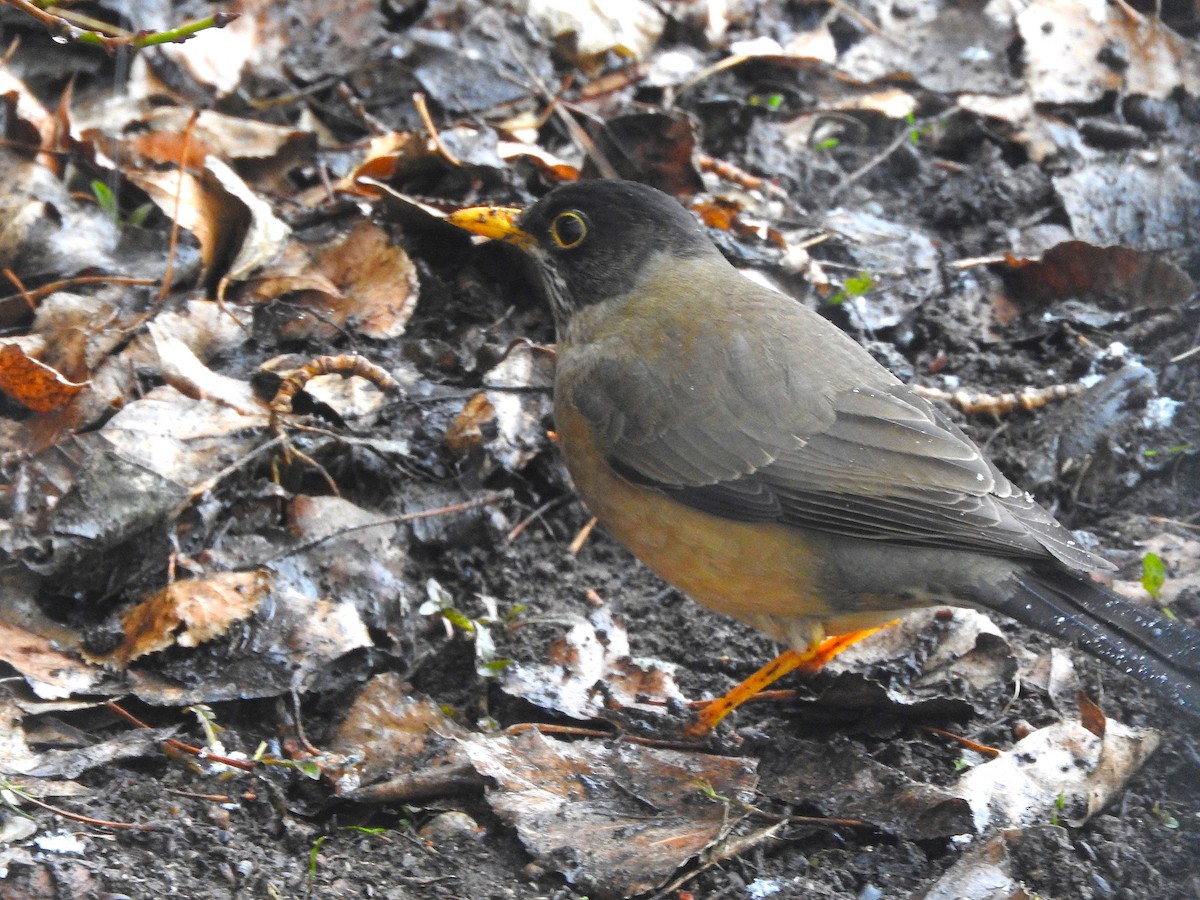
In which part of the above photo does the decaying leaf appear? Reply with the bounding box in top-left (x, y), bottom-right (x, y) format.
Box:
top-left (1019, 0), bottom-right (1200, 103)
top-left (102, 570), bottom-right (272, 667)
top-left (462, 728), bottom-right (757, 897)
top-left (763, 734), bottom-right (976, 839)
top-left (0, 621), bottom-right (103, 701)
top-left (328, 673), bottom-right (472, 796)
top-left (501, 605), bottom-right (685, 721)
top-left (1001, 241), bottom-right (1194, 311)
top-left (0, 344), bottom-right (89, 413)
top-left (954, 717), bottom-right (1161, 830)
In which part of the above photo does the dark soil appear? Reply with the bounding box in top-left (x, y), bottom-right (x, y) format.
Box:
top-left (2, 2), bottom-right (1200, 899)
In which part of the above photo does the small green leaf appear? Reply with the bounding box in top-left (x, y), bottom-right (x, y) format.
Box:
top-left (694, 779), bottom-right (730, 803)
top-left (127, 202), bottom-right (154, 229)
top-left (441, 607), bottom-right (474, 633)
top-left (1142, 552), bottom-right (1167, 600)
top-left (309, 835), bottom-right (326, 878)
top-left (1152, 803), bottom-right (1180, 829)
top-left (844, 272), bottom-right (874, 296)
top-left (91, 179), bottom-right (118, 219)
top-left (814, 137), bottom-right (840, 152)
top-left (478, 658), bottom-right (514, 677)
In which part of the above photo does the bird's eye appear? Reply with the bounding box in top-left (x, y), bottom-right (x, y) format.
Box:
top-left (549, 211), bottom-right (588, 249)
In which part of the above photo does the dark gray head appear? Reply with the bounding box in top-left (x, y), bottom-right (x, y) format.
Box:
top-left (514, 180), bottom-right (718, 323)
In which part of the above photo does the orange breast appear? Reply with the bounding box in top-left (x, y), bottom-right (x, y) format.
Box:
top-left (555, 400), bottom-right (832, 629)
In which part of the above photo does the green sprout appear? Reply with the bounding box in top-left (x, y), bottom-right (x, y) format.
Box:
top-left (1141, 552), bottom-right (1166, 601)
top-left (1050, 792), bottom-right (1067, 826)
top-left (419, 580), bottom-right (512, 678)
top-left (906, 112), bottom-right (931, 145)
top-left (694, 779), bottom-right (730, 803)
top-left (828, 271), bottom-right (875, 306)
top-left (1143, 444), bottom-right (1191, 458)
top-left (308, 835), bottom-right (326, 880)
top-left (1152, 803), bottom-right (1180, 829)
top-left (748, 92), bottom-right (786, 112)
top-left (90, 179), bottom-right (153, 228)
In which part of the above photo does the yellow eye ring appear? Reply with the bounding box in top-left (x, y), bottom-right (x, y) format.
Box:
top-left (550, 211), bottom-right (588, 249)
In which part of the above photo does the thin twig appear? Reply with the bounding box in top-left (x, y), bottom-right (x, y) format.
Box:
top-left (3, 778), bottom-right (164, 831)
top-left (413, 92), bottom-right (461, 167)
top-left (258, 490), bottom-right (513, 564)
top-left (156, 109), bottom-right (199, 304)
top-left (0, 273), bottom-right (157, 311)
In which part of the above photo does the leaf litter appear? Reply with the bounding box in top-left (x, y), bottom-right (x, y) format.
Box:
top-left (0, 0), bottom-right (1197, 896)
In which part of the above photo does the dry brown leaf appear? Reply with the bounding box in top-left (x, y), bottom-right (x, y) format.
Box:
top-left (135, 320), bottom-right (260, 413)
top-left (127, 167), bottom-right (239, 277)
top-left (445, 392), bottom-right (496, 456)
top-left (127, 158), bottom-right (289, 281)
top-left (0, 69), bottom-right (61, 172)
top-left (1078, 692), bottom-right (1107, 738)
top-left (496, 141), bottom-right (580, 182)
top-left (0, 343), bottom-right (89, 413)
top-left (104, 570), bottom-right (272, 667)
top-left (156, 8), bottom-right (267, 94)
top-left (1000, 241), bottom-right (1193, 311)
top-left (0, 620), bottom-right (102, 700)
top-left (337, 132), bottom-right (432, 196)
top-left (316, 220), bottom-right (419, 340)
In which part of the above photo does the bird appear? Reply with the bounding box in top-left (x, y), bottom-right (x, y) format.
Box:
top-left (446, 179), bottom-right (1200, 733)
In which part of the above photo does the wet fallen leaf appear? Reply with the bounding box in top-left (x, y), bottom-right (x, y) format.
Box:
top-left (462, 728), bottom-right (757, 897)
top-left (501, 605), bottom-right (685, 720)
top-left (102, 570), bottom-right (272, 667)
top-left (954, 717), bottom-right (1161, 830)
top-left (1000, 241), bottom-right (1192, 311)
top-left (763, 734), bottom-right (976, 839)
top-left (1053, 157), bottom-right (1200, 250)
top-left (328, 673), bottom-right (471, 796)
top-left (839, 7), bottom-right (1018, 95)
top-left (0, 344), bottom-right (88, 413)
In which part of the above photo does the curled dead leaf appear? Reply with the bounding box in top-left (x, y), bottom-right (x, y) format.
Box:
top-left (0, 343), bottom-right (89, 412)
top-left (102, 570), bottom-right (272, 667)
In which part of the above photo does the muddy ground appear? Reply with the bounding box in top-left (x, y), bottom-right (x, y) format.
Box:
top-left (1, 1), bottom-right (1200, 898)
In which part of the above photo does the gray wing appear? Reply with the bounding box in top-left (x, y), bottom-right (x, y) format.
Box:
top-left (566, 320), bottom-right (1108, 574)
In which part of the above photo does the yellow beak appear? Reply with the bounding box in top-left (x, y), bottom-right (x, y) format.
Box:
top-left (445, 206), bottom-right (535, 250)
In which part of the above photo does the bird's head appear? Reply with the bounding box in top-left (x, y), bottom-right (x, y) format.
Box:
top-left (446, 180), bottom-right (717, 326)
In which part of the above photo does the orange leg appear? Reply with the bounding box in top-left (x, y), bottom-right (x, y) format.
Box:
top-left (684, 624), bottom-right (894, 737)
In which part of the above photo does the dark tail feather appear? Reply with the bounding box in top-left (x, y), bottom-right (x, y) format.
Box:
top-left (996, 567), bottom-right (1200, 717)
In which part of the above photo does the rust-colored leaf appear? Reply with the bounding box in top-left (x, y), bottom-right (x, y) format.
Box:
top-left (1000, 241), bottom-right (1191, 311)
top-left (104, 570), bottom-right (272, 667)
top-left (445, 392), bottom-right (496, 456)
top-left (0, 343), bottom-right (89, 412)
top-left (1078, 692), bottom-right (1108, 739)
